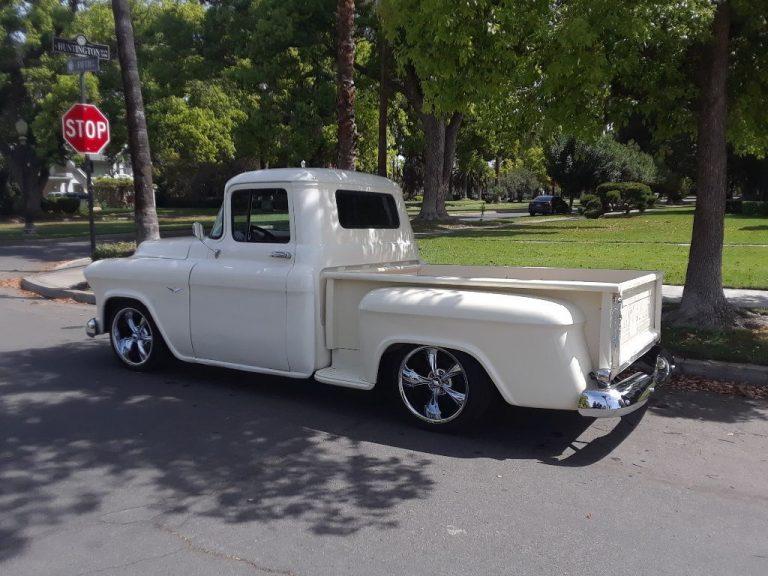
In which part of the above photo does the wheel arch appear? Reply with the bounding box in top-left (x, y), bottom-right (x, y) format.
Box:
top-left (372, 337), bottom-right (511, 404)
top-left (101, 291), bottom-right (183, 360)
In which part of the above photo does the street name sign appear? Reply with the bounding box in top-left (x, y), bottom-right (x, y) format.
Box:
top-left (66, 56), bottom-right (100, 74)
top-left (53, 35), bottom-right (110, 61)
top-left (61, 103), bottom-right (111, 155)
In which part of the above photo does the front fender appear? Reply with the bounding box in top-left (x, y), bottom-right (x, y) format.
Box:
top-left (85, 257), bottom-right (195, 359)
top-left (358, 287), bottom-right (593, 410)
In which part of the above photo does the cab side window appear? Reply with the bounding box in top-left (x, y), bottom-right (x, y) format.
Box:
top-left (231, 188), bottom-right (290, 244)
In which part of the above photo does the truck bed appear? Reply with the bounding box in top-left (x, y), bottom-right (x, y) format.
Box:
top-left (322, 263), bottom-right (663, 380)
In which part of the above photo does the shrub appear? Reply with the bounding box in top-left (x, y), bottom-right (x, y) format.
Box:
top-left (485, 185), bottom-right (505, 203)
top-left (57, 197), bottom-right (80, 214)
top-left (725, 198), bottom-right (743, 214)
top-left (93, 177), bottom-right (134, 208)
top-left (581, 194), bottom-right (604, 219)
top-left (93, 241), bottom-right (136, 261)
top-left (742, 201), bottom-right (768, 217)
top-left (596, 181), bottom-right (653, 214)
top-left (42, 196), bottom-right (81, 215)
top-left (499, 167), bottom-right (542, 201)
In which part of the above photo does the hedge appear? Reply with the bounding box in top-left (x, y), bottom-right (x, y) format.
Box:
top-left (742, 201), bottom-right (768, 217)
top-left (41, 196), bottom-right (81, 215)
top-left (596, 181), bottom-right (654, 214)
top-left (93, 241), bottom-right (136, 261)
top-left (93, 177), bottom-right (134, 208)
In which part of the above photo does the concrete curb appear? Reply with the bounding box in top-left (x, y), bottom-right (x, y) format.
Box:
top-left (53, 257), bottom-right (92, 270)
top-left (21, 258), bottom-right (95, 305)
top-left (20, 275), bottom-right (95, 304)
top-left (675, 357), bottom-right (768, 387)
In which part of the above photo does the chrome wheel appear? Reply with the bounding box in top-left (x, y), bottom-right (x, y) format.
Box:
top-left (398, 346), bottom-right (469, 424)
top-left (111, 307), bottom-right (154, 367)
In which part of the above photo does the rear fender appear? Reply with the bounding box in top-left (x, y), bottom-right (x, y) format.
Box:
top-left (358, 287), bottom-right (592, 410)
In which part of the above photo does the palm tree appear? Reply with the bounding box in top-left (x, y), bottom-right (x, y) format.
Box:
top-left (112, 0), bottom-right (160, 243)
top-left (336, 0), bottom-right (357, 170)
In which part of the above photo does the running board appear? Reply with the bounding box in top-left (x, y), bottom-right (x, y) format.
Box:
top-left (314, 367), bottom-right (375, 390)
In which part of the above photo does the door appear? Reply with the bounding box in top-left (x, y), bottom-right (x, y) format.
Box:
top-left (189, 186), bottom-right (294, 371)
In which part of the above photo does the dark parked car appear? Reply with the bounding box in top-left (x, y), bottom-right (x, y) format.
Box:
top-left (528, 195), bottom-right (570, 216)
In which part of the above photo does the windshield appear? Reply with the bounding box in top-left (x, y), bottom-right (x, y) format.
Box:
top-left (209, 206), bottom-right (224, 239)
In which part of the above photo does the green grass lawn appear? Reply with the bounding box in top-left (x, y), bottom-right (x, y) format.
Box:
top-left (0, 207), bottom-right (218, 241)
top-left (661, 307), bottom-right (768, 366)
top-left (417, 208), bottom-right (768, 289)
top-left (406, 198), bottom-right (527, 213)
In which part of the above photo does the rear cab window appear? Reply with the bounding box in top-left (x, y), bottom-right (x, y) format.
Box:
top-left (335, 190), bottom-right (400, 229)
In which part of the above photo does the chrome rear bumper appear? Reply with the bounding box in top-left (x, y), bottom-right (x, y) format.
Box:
top-left (578, 346), bottom-right (673, 418)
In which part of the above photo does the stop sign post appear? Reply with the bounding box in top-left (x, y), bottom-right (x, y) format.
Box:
top-left (61, 103), bottom-right (110, 154)
top-left (61, 103), bottom-right (110, 255)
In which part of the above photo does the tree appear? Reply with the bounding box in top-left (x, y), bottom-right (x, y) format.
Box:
top-left (336, 0), bottom-right (357, 170)
top-left (678, 1), bottom-right (732, 325)
top-left (379, 0), bottom-right (548, 220)
top-left (547, 1), bottom-right (768, 327)
top-left (0, 0), bottom-right (72, 232)
top-left (112, 0), bottom-right (160, 243)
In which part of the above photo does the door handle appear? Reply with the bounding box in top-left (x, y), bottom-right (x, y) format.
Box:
top-left (270, 250), bottom-right (292, 259)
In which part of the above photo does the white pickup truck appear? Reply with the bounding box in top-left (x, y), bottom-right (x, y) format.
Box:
top-left (85, 168), bottom-right (672, 430)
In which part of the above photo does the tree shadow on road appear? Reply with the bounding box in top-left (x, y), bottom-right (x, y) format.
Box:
top-left (1, 341), bottom-right (765, 563)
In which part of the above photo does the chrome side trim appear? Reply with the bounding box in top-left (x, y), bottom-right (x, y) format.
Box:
top-left (578, 347), bottom-right (673, 418)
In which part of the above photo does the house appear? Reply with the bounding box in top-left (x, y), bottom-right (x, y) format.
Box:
top-left (44, 151), bottom-right (133, 198)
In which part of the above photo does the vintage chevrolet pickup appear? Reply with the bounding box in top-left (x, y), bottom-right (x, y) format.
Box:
top-left (85, 168), bottom-right (672, 430)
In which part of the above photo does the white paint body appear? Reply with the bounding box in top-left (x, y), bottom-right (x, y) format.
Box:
top-left (85, 168), bottom-right (663, 411)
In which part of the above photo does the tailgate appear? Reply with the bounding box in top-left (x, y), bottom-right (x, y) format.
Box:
top-left (603, 273), bottom-right (663, 377)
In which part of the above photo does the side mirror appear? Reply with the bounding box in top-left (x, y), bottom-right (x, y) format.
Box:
top-left (192, 221), bottom-right (204, 240)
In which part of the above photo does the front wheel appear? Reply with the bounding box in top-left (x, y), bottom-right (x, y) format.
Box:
top-left (109, 303), bottom-right (168, 371)
top-left (389, 345), bottom-right (494, 432)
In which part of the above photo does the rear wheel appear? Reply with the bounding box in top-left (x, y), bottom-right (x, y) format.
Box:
top-left (389, 345), bottom-right (494, 432)
top-left (109, 302), bottom-right (168, 371)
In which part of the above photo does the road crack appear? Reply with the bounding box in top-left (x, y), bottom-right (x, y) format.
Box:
top-left (156, 523), bottom-right (298, 575)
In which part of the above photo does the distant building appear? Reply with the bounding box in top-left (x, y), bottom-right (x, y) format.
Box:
top-left (44, 150), bottom-right (132, 197)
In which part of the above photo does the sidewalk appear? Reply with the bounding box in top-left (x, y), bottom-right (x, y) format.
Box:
top-left (20, 258), bottom-right (768, 310)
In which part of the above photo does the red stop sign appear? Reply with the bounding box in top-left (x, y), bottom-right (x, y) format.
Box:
top-left (61, 103), bottom-right (111, 154)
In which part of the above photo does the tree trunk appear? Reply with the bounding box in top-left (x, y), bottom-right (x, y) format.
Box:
top-left (112, 0), bottom-right (160, 244)
top-left (336, 0), bottom-right (357, 170)
top-left (494, 153), bottom-right (501, 185)
top-left (377, 38), bottom-right (389, 177)
top-left (419, 114), bottom-right (445, 220)
top-left (440, 112), bottom-right (462, 212)
top-left (675, 2), bottom-right (733, 327)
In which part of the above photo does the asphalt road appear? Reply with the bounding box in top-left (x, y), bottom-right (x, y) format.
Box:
top-left (1, 288), bottom-right (767, 576)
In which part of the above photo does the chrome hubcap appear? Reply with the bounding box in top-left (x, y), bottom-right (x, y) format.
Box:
top-left (398, 346), bottom-right (468, 424)
top-left (111, 308), bottom-right (153, 366)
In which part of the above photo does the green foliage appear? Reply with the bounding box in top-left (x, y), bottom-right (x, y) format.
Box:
top-left (93, 241), bottom-right (136, 261)
top-left (597, 181), bottom-right (654, 214)
top-left (546, 135), bottom-right (657, 205)
top-left (93, 176), bottom-right (134, 208)
top-left (581, 194), bottom-right (604, 218)
top-left (498, 168), bottom-right (542, 201)
top-left (486, 186), bottom-right (505, 204)
top-left (379, 0), bottom-right (548, 117)
top-left (41, 196), bottom-right (80, 215)
top-left (742, 201), bottom-right (768, 217)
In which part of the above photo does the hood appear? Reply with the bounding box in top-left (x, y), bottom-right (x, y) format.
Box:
top-left (134, 237), bottom-right (194, 260)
